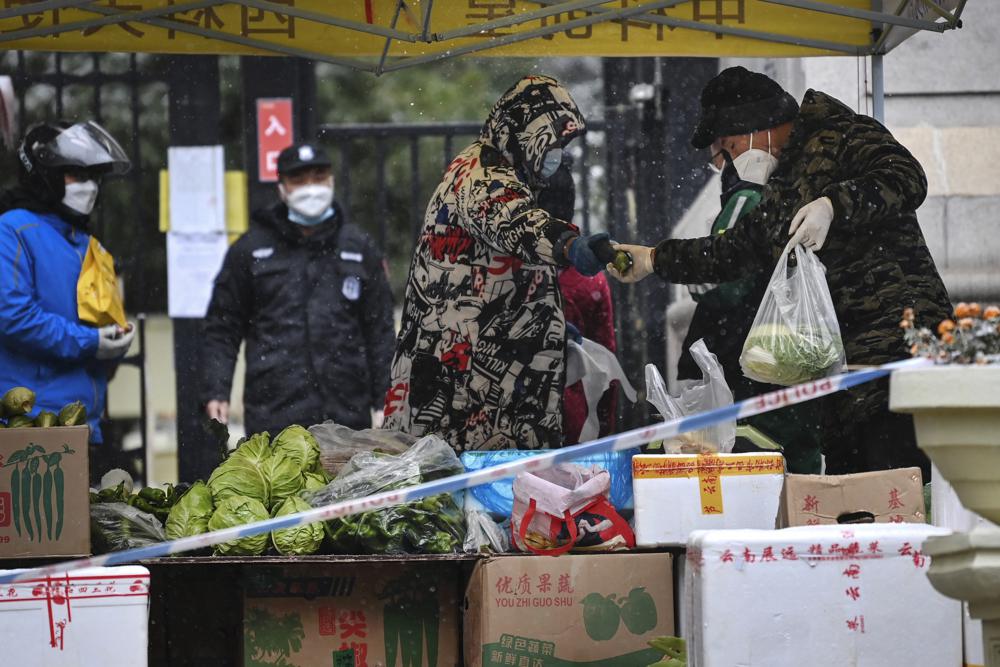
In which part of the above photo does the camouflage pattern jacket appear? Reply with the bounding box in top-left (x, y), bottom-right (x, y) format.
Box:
top-left (383, 77), bottom-right (585, 451)
top-left (654, 90), bottom-right (952, 422)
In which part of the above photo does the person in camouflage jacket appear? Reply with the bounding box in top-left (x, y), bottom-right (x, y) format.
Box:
top-left (382, 76), bottom-right (609, 452)
top-left (611, 67), bottom-right (951, 478)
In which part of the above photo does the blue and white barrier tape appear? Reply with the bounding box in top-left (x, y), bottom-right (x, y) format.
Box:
top-left (0, 357), bottom-right (929, 584)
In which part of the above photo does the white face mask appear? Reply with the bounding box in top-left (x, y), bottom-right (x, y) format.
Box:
top-left (539, 147), bottom-right (563, 179)
top-left (280, 182), bottom-right (334, 224)
top-left (62, 180), bottom-right (99, 215)
top-left (730, 131), bottom-right (779, 186)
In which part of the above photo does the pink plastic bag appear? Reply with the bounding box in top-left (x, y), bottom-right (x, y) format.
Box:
top-left (511, 464), bottom-right (634, 555)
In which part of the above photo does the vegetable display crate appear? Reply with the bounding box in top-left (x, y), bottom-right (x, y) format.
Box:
top-left (143, 554), bottom-right (482, 667)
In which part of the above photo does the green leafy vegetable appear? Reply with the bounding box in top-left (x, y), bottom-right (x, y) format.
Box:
top-left (208, 454), bottom-right (270, 508)
top-left (208, 496), bottom-right (270, 556)
top-left (271, 425), bottom-right (321, 473)
top-left (270, 496), bottom-right (323, 556)
top-left (741, 322), bottom-right (844, 386)
top-left (165, 480), bottom-right (214, 540)
top-left (262, 451), bottom-right (305, 506)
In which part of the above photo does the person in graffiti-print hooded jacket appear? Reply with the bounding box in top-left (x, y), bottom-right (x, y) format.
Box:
top-left (382, 75), bottom-right (609, 452)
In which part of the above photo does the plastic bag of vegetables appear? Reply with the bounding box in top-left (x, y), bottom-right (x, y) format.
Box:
top-left (740, 244), bottom-right (845, 386)
top-left (90, 502), bottom-right (166, 554)
top-left (303, 435), bottom-right (466, 554)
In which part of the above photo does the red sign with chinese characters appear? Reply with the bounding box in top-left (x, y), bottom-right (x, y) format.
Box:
top-left (256, 98), bottom-right (294, 182)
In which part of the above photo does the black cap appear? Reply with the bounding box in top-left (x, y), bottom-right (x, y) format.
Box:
top-left (691, 67), bottom-right (800, 149)
top-left (276, 143), bottom-right (332, 176)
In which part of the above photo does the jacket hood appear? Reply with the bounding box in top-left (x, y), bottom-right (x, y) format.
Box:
top-left (252, 200), bottom-right (345, 246)
top-left (480, 75), bottom-right (586, 185)
top-left (792, 90), bottom-right (857, 141)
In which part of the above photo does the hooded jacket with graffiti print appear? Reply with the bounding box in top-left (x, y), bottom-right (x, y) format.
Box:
top-left (382, 76), bottom-right (586, 452)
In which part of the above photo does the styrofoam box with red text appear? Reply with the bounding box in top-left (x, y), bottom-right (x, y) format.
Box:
top-left (633, 453), bottom-right (785, 547)
top-left (685, 524), bottom-right (961, 667)
top-left (0, 565), bottom-right (149, 666)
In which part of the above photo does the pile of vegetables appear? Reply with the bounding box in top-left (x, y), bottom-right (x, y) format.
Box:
top-left (89, 470), bottom-right (180, 553)
top-left (305, 435), bottom-right (467, 555)
top-left (0, 386), bottom-right (88, 428)
top-left (176, 425), bottom-right (332, 556)
top-left (740, 323), bottom-right (844, 386)
top-left (90, 426), bottom-right (469, 557)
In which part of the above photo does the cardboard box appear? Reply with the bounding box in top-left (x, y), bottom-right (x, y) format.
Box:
top-left (632, 453), bottom-right (785, 547)
top-left (0, 565), bottom-right (150, 666)
top-left (243, 561), bottom-right (460, 667)
top-left (779, 467), bottom-right (927, 527)
top-left (461, 450), bottom-right (634, 518)
top-left (464, 552), bottom-right (674, 667)
top-left (0, 426), bottom-right (90, 558)
top-left (686, 524), bottom-right (961, 666)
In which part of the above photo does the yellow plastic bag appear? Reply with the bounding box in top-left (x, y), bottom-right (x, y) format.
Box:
top-left (77, 236), bottom-right (126, 328)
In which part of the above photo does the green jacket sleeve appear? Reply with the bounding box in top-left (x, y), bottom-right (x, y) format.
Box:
top-left (652, 208), bottom-right (771, 285)
top-left (819, 118), bottom-right (928, 226)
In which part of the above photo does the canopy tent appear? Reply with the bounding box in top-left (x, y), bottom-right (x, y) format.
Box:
top-left (0, 1), bottom-right (968, 75)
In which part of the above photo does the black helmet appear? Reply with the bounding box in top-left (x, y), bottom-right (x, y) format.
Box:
top-left (17, 120), bottom-right (130, 204)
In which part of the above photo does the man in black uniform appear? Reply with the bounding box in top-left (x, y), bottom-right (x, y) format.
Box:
top-left (202, 143), bottom-right (395, 435)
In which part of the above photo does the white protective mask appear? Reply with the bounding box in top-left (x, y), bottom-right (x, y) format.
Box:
top-left (730, 131), bottom-right (778, 186)
top-left (281, 182), bottom-right (334, 224)
top-left (62, 180), bottom-right (99, 215)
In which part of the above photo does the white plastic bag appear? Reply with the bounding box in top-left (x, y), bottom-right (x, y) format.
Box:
top-left (740, 244), bottom-right (846, 386)
top-left (565, 337), bottom-right (637, 442)
top-left (645, 339), bottom-right (735, 453)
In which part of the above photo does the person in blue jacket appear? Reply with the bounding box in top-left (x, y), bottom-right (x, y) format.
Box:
top-left (0, 121), bottom-right (135, 442)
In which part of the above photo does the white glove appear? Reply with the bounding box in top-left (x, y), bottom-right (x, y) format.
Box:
top-left (606, 243), bottom-right (655, 284)
top-left (96, 323), bottom-right (135, 360)
top-left (788, 196), bottom-right (834, 251)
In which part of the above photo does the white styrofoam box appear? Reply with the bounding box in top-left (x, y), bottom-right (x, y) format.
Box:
top-left (685, 524), bottom-right (961, 667)
top-left (633, 453), bottom-right (785, 547)
top-left (0, 565), bottom-right (150, 666)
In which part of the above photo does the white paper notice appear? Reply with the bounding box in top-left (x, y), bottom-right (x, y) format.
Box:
top-left (168, 145), bottom-right (225, 233)
top-left (167, 232), bottom-right (228, 318)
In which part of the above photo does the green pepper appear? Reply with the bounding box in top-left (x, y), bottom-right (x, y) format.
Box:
top-left (138, 487), bottom-right (167, 505)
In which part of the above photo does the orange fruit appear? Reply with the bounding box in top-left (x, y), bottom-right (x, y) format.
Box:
top-left (938, 319), bottom-right (956, 335)
top-left (959, 317), bottom-right (975, 330)
top-left (942, 332), bottom-right (955, 344)
top-left (984, 306), bottom-right (1000, 320)
top-left (954, 302), bottom-right (971, 318)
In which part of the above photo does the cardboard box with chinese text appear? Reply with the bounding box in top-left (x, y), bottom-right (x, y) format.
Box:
top-left (464, 552), bottom-right (674, 667)
top-left (632, 452), bottom-right (785, 547)
top-left (0, 426), bottom-right (90, 558)
top-left (686, 524), bottom-right (961, 666)
top-left (0, 565), bottom-right (149, 666)
top-left (778, 467), bottom-right (926, 527)
top-left (243, 561), bottom-right (459, 667)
